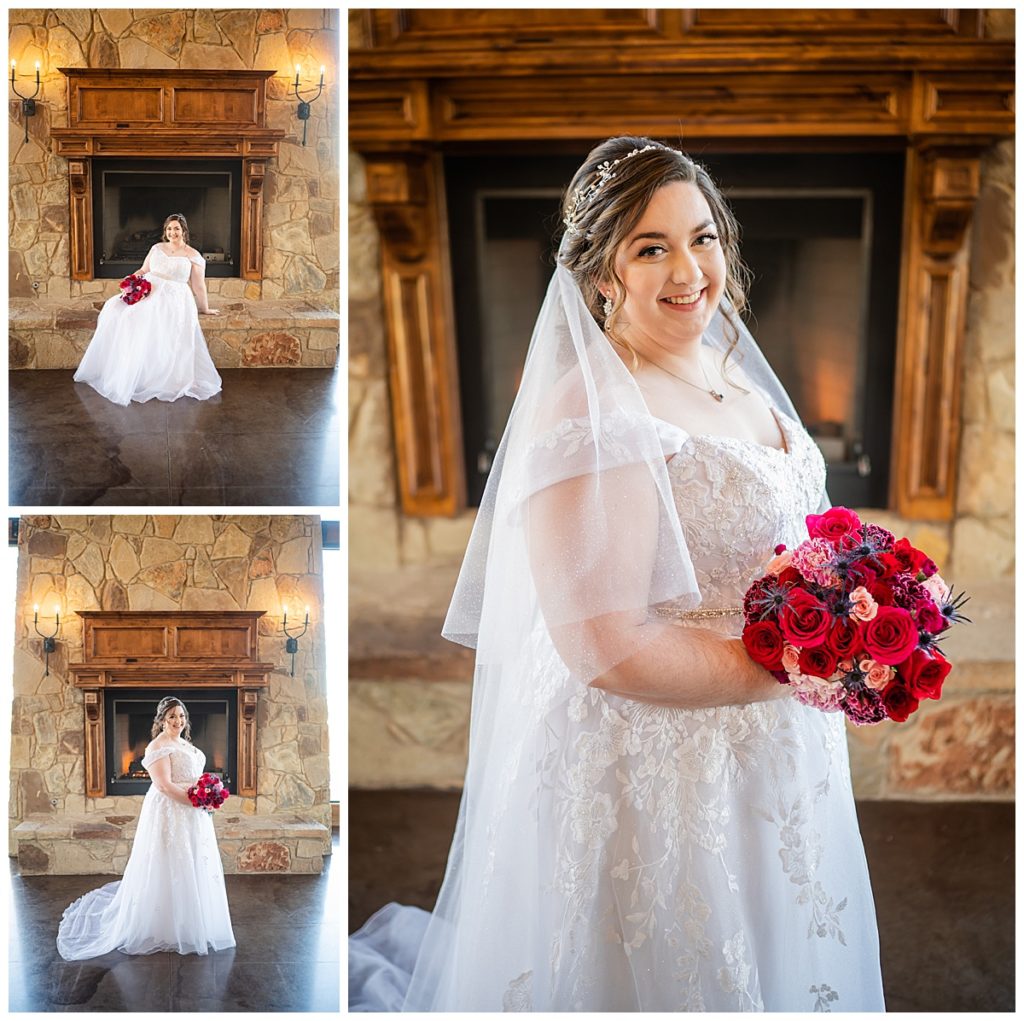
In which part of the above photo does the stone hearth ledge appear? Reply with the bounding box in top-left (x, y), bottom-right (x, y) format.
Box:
top-left (9, 298), bottom-right (339, 369)
top-left (14, 812), bottom-right (330, 876)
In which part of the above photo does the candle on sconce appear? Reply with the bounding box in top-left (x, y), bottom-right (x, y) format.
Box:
top-left (294, 64), bottom-right (301, 87)
top-left (319, 65), bottom-right (325, 86)
top-left (304, 605), bottom-right (310, 625)
top-left (32, 603), bottom-right (38, 622)
top-left (282, 604), bottom-right (288, 625)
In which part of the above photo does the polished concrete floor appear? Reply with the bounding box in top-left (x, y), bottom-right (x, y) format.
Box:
top-left (350, 792), bottom-right (1014, 1013)
top-left (10, 369), bottom-right (339, 507)
top-left (10, 832), bottom-right (339, 1012)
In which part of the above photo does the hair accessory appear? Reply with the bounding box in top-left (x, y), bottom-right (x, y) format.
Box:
top-left (563, 144), bottom-right (662, 237)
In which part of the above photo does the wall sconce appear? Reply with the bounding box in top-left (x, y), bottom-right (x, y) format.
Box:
top-left (280, 604), bottom-right (309, 677)
top-left (32, 604), bottom-right (60, 677)
top-left (291, 64), bottom-right (324, 147)
top-left (10, 60), bottom-right (41, 144)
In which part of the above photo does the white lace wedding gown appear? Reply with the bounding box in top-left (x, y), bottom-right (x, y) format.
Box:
top-left (57, 740), bottom-right (235, 960)
top-left (73, 244), bottom-right (222, 406)
top-left (351, 408), bottom-right (885, 1011)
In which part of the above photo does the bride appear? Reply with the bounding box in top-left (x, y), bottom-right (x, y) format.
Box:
top-left (73, 213), bottom-right (223, 406)
top-left (57, 697), bottom-right (235, 959)
top-left (350, 136), bottom-right (886, 1011)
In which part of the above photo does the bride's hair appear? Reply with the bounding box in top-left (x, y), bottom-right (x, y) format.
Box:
top-left (558, 135), bottom-right (751, 383)
top-left (151, 696), bottom-right (192, 741)
top-left (162, 213), bottom-right (190, 245)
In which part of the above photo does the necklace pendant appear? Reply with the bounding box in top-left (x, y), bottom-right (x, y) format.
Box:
top-left (710, 389), bottom-right (725, 402)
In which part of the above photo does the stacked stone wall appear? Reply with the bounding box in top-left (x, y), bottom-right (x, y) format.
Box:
top-left (8, 9), bottom-right (339, 308)
top-left (11, 515), bottom-right (330, 870)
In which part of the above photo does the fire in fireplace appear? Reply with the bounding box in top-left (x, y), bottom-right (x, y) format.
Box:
top-left (104, 688), bottom-right (238, 796)
top-left (92, 158), bottom-right (243, 279)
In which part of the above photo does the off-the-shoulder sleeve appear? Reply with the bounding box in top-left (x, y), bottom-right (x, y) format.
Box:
top-left (189, 251), bottom-right (205, 267)
top-left (141, 745), bottom-right (174, 770)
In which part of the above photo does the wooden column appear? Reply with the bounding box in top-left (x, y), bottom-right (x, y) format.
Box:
top-left (83, 690), bottom-right (104, 798)
top-left (238, 688), bottom-right (259, 797)
top-left (891, 146), bottom-right (982, 519)
top-left (365, 152), bottom-right (464, 516)
top-left (241, 159), bottom-right (267, 281)
top-left (67, 159), bottom-right (92, 281)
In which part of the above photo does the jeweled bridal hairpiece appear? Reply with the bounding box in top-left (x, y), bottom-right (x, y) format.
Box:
top-left (562, 143), bottom-right (662, 237)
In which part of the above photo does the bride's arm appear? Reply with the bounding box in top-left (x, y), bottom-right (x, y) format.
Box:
top-left (147, 752), bottom-right (195, 806)
top-left (188, 258), bottom-right (219, 315)
top-left (134, 248), bottom-right (153, 276)
top-left (529, 464), bottom-right (788, 711)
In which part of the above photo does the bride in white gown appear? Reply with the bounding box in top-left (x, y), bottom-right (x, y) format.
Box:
top-left (57, 697), bottom-right (235, 960)
top-left (350, 136), bottom-right (885, 1011)
top-left (73, 213), bottom-right (222, 406)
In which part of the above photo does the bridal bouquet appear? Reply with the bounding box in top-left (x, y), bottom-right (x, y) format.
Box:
top-left (741, 507), bottom-right (970, 725)
top-left (187, 772), bottom-right (230, 812)
top-left (119, 273), bottom-right (152, 305)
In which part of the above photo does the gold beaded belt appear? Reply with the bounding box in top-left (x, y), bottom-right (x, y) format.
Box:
top-left (654, 605), bottom-right (744, 621)
top-left (148, 271), bottom-right (181, 281)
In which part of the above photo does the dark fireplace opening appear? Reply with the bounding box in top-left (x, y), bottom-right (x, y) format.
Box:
top-left (446, 150), bottom-right (902, 509)
top-left (103, 689), bottom-right (238, 796)
top-left (91, 158), bottom-right (243, 279)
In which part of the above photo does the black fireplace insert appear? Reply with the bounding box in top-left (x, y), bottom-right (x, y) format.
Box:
top-left (91, 158), bottom-right (243, 279)
top-left (103, 688), bottom-right (238, 796)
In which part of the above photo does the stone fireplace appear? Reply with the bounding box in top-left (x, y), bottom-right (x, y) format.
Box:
top-left (8, 8), bottom-right (340, 370)
top-left (11, 515), bottom-right (331, 876)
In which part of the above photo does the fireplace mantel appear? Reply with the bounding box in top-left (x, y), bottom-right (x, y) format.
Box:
top-left (69, 611), bottom-right (274, 799)
top-left (350, 8), bottom-right (1014, 521)
top-left (50, 69), bottom-right (286, 282)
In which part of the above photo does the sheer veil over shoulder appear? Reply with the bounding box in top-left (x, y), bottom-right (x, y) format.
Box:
top-left (350, 140), bottom-right (884, 1012)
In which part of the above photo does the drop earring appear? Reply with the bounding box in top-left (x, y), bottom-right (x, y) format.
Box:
top-left (602, 296), bottom-right (613, 317)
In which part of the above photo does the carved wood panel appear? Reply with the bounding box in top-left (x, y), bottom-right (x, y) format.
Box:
top-left (367, 153), bottom-right (464, 515)
top-left (891, 148), bottom-right (979, 519)
top-left (67, 159), bottom-right (92, 281)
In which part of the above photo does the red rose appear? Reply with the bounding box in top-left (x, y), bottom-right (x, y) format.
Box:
top-left (806, 507), bottom-right (862, 545)
top-left (915, 599), bottom-right (945, 634)
top-left (897, 648), bottom-right (952, 700)
top-left (825, 616), bottom-right (860, 659)
top-left (222, 790), bottom-right (230, 800)
top-left (777, 566), bottom-right (802, 587)
top-left (880, 679), bottom-right (919, 722)
top-left (798, 644), bottom-right (839, 679)
top-left (779, 590), bottom-right (831, 647)
top-left (860, 606), bottom-right (919, 665)
top-left (742, 621), bottom-right (786, 670)
top-left (868, 578), bottom-right (895, 607)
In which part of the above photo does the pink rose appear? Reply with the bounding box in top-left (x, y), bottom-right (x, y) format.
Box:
top-left (848, 586), bottom-right (879, 622)
top-left (858, 658), bottom-right (894, 691)
top-left (765, 548), bottom-right (794, 575)
top-left (781, 644), bottom-right (802, 674)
